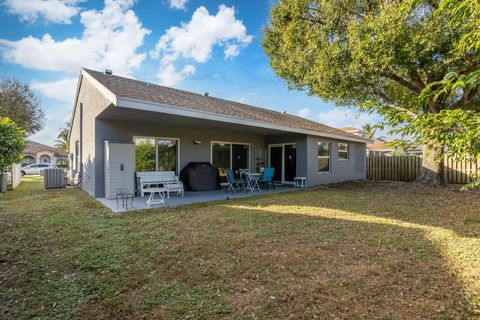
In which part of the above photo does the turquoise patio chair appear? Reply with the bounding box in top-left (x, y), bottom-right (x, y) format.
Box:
top-left (226, 168), bottom-right (244, 193)
top-left (259, 167), bottom-right (275, 191)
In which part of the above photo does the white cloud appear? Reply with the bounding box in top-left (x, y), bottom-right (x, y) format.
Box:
top-left (224, 44), bottom-right (239, 59)
top-left (317, 108), bottom-right (379, 128)
top-left (0, 0), bottom-right (150, 76)
top-left (298, 107), bottom-right (311, 118)
top-left (31, 78), bottom-right (78, 102)
top-left (168, 0), bottom-right (188, 10)
top-left (3, 0), bottom-right (84, 24)
top-left (157, 63), bottom-right (196, 86)
top-left (29, 126), bottom-right (58, 146)
top-left (151, 5), bottom-right (252, 85)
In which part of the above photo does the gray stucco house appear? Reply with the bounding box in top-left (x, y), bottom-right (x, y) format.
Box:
top-left (68, 68), bottom-right (368, 198)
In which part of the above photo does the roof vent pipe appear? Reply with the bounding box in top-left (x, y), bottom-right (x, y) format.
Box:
top-left (204, 92), bottom-right (209, 97)
top-left (104, 69), bottom-right (113, 75)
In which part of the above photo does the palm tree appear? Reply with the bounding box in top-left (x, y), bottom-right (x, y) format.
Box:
top-left (55, 122), bottom-right (69, 152)
top-left (362, 124), bottom-right (377, 140)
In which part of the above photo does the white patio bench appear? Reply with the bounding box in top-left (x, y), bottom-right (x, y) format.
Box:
top-left (137, 171), bottom-right (184, 198)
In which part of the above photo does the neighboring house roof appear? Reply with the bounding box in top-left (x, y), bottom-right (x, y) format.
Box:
top-left (340, 127), bottom-right (361, 132)
top-left (367, 139), bottom-right (393, 151)
top-left (24, 140), bottom-right (68, 157)
top-left (79, 68), bottom-right (368, 143)
top-left (340, 127), bottom-right (394, 151)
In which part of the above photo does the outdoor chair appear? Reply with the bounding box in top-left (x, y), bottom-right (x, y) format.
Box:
top-left (226, 168), bottom-right (244, 193)
top-left (258, 167), bottom-right (275, 191)
top-left (239, 169), bottom-right (249, 186)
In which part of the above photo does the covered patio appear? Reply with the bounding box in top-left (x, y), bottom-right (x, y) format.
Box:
top-left (69, 69), bottom-right (367, 203)
top-left (97, 185), bottom-right (297, 213)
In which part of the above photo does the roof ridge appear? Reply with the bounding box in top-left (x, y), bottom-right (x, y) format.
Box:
top-left (83, 68), bottom-right (217, 99)
top-left (83, 68), bottom-right (298, 119)
top-left (82, 68), bottom-right (367, 142)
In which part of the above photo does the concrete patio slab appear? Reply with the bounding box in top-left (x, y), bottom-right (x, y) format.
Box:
top-left (97, 185), bottom-right (300, 213)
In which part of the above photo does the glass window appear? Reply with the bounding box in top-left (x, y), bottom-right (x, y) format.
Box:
top-left (24, 155), bottom-right (35, 165)
top-left (338, 142), bottom-right (349, 160)
top-left (39, 154), bottom-right (51, 163)
top-left (318, 142), bottom-right (330, 172)
top-left (134, 137), bottom-right (179, 173)
top-left (134, 138), bottom-right (156, 171)
top-left (212, 143), bottom-right (231, 183)
top-left (157, 139), bottom-right (178, 173)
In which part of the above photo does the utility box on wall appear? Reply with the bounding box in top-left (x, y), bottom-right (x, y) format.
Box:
top-left (104, 142), bottom-right (135, 199)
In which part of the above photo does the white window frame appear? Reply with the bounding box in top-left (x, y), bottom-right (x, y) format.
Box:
top-left (210, 141), bottom-right (251, 171)
top-left (133, 136), bottom-right (181, 173)
top-left (317, 141), bottom-right (330, 173)
top-left (338, 142), bottom-right (349, 161)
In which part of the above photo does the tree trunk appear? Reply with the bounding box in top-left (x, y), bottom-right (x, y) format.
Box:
top-left (0, 173), bottom-right (8, 193)
top-left (416, 145), bottom-right (445, 186)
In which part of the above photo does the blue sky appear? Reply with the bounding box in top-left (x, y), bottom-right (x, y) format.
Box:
top-left (0, 0), bottom-right (379, 145)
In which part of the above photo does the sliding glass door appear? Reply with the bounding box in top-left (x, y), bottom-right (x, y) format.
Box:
top-left (211, 142), bottom-right (249, 182)
top-left (232, 144), bottom-right (249, 172)
top-left (284, 144), bottom-right (296, 182)
top-left (270, 146), bottom-right (283, 182)
top-left (212, 143), bottom-right (231, 182)
top-left (269, 143), bottom-right (297, 183)
top-left (134, 137), bottom-right (179, 173)
top-left (157, 139), bottom-right (178, 173)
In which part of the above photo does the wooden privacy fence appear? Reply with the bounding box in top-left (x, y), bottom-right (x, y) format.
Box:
top-left (367, 156), bottom-right (480, 184)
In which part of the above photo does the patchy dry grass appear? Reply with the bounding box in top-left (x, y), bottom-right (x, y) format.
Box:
top-left (1, 177), bottom-right (479, 319)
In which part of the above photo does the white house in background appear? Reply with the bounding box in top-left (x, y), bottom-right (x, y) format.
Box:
top-left (23, 140), bottom-right (68, 166)
top-left (340, 127), bottom-right (393, 156)
top-left (340, 127), bottom-right (371, 139)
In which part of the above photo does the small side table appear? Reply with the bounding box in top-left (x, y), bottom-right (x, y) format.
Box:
top-left (116, 189), bottom-right (134, 210)
top-left (294, 177), bottom-right (307, 189)
top-left (145, 187), bottom-right (166, 207)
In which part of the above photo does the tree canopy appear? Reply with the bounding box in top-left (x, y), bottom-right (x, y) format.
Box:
top-left (0, 77), bottom-right (44, 135)
top-left (263, 0), bottom-right (480, 185)
top-left (0, 117), bottom-right (25, 173)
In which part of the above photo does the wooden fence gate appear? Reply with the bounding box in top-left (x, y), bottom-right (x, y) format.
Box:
top-left (366, 156), bottom-right (480, 184)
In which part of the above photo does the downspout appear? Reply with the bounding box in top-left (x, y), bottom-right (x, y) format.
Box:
top-left (79, 103), bottom-right (83, 182)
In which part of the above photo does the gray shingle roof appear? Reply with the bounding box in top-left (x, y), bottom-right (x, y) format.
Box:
top-left (84, 68), bottom-right (364, 141)
top-left (24, 140), bottom-right (68, 156)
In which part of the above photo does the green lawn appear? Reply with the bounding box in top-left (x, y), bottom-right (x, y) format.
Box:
top-left (1, 177), bottom-right (480, 319)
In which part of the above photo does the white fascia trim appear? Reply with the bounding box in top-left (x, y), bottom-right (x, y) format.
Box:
top-left (81, 70), bottom-right (118, 104)
top-left (67, 71), bottom-right (83, 142)
top-left (67, 69), bottom-right (118, 142)
top-left (116, 97), bottom-right (369, 144)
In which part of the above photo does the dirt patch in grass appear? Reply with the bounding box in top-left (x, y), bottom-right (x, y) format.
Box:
top-left (1, 177), bottom-right (479, 319)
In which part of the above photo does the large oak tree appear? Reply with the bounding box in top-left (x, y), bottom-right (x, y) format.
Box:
top-left (263, 0), bottom-right (480, 185)
top-left (0, 77), bottom-right (44, 135)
